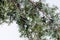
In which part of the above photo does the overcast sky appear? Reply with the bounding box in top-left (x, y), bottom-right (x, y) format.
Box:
top-left (0, 21), bottom-right (28, 40)
top-left (0, 0), bottom-right (60, 40)
top-left (46, 0), bottom-right (60, 9)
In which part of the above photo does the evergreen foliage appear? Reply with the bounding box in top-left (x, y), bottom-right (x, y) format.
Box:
top-left (0, 0), bottom-right (60, 40)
